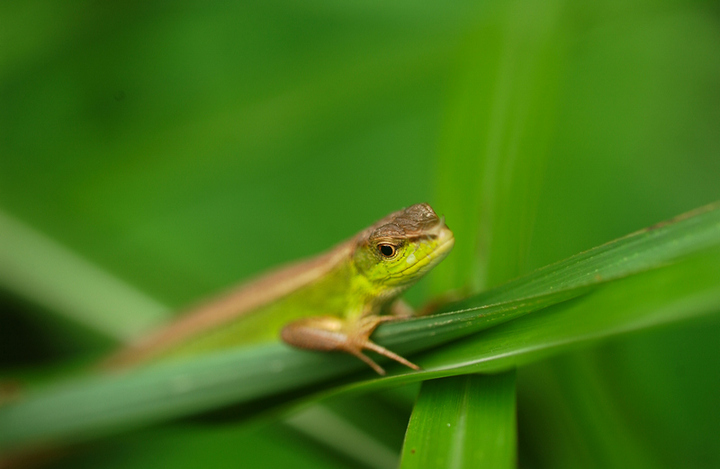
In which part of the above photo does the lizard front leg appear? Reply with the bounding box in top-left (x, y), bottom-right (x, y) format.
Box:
top-left (280, 315), bottom-right (419, 375)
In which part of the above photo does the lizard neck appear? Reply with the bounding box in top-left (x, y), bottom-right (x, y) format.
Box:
top-left (344, 261), bottom-right (404, 320)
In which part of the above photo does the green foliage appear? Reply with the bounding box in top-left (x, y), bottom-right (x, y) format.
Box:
top-left (2, 0), bottom-right (720, 468)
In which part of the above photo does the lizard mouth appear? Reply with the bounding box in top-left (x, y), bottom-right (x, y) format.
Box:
top-left (390, 223), bottom-right (455, 281)
top-left (417, 225), bottom-right (455, 265)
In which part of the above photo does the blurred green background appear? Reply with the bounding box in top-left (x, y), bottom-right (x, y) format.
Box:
top-left (1, 0), bottom-right (719, 468)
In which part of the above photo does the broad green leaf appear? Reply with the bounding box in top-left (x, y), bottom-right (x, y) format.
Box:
top-left (400, 372), bottom-right (516, 469)
top-left (1, 203), bottom-right (719, 451)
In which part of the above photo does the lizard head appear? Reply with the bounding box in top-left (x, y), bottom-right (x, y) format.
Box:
top-left (353, 203), bottom-right (454, 291)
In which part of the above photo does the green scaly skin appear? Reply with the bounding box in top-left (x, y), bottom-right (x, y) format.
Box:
top-left (111, 203), bottom-right (454, 375)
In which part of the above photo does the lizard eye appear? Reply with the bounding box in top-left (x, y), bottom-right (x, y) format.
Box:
top-left (378, 243), bottom-right (397, 259)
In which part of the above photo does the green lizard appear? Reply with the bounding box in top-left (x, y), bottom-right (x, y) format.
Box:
top-left (107, 203), bottom-right (454, 375)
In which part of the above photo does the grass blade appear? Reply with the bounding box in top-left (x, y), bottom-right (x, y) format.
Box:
top-left (400, 372), bottom-right (516, 469)
top-left (0, 211), bottom-right (169, 342)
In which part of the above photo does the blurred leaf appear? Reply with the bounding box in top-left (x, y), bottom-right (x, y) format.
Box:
top-left (434, 0), bottom-right (565, 293)
top-left (516, 314), bottom-right (720, 469)
top-left (285, 403), bottom-right (399, 469)
top-left (429, 3), bottom-right (566, 462)
top-left (0, 211), bottom-right (169, 343)
top-left (501, 5), bottom-right (720, 468)
top-left (43, 423), bottom-right (364, 469)
top-left (400, 372), bottom-right (516, 469)
top-left (1, 203), bottom-right (719, 451)
top-left (517, 352), bottom-right (661, 468)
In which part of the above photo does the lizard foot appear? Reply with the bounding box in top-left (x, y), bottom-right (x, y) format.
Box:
top-left (281, 315), bottom-right (419, 375)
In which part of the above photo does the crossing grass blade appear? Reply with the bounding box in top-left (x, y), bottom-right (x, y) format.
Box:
top-left (400, 372), bottom-right (517, 469)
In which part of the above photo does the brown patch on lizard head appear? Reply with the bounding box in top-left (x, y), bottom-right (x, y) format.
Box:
top-left (367, 203), bottom-right (443, 243)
